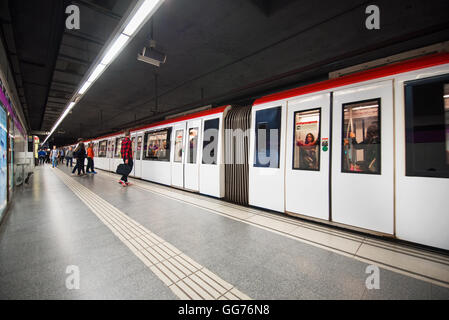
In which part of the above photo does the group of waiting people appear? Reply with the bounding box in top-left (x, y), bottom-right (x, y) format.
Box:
top-left (37, 129), bottom-right (133, 186)
top-left (46, 139), bottom-right (97, 176)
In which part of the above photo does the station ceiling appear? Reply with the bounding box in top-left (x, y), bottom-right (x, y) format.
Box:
top-left (1, 0), bottom-right (449, 145)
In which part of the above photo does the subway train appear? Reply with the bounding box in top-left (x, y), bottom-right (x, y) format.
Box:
top-left (76, 52), bottom-right (449, 251)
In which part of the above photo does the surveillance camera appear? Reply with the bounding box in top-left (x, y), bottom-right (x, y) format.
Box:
top-left (137, 46), bottom-right (166, 67)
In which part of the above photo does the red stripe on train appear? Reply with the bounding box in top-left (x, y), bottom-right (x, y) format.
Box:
top-left (254, 52), bottom-right (449, 105)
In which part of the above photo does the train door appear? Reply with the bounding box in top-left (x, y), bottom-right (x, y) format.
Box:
top-left (331, 80), bottom-right (394, 234)
top-left (184, 119), bottom-right (201, 191)
top-left (130, 134), bottom-right (136, 176)
top-left (108, 138), bottom-right (115, 171)
top-left (171, 123), bottom-right (186, 188)
top-left (133, 133), bottom-right (144, 178)
top-left (285, 93), bottom-right (331, 220)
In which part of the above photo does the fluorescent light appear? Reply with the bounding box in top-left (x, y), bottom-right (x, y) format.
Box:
top-left (101, 34), bottom-right (130, 65)
top-left (79, 81), bottom-right (92, 95)
top-left (43, 0), bottom-right (164, 145)
top-left (87, 64), bottom-right (106, 83)
top-left (444, 94), bottom-right (449, 98)
top-left (123, 0), bottom-right (162, 36)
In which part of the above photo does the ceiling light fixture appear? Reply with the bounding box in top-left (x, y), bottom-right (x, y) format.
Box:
top-left (78, 81), bottom-right (92, 95)
top-left (101, 34), bottom-right (130, 65)
top-left (42, 0), bottom-right (165, 145)
top-left (123, 0), bottom-right (163, 36)
top-left (87, 63), bottom-right (107, 83)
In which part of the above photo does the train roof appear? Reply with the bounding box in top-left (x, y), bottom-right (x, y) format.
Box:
top-left (253, 52), bottom-right (449, 105)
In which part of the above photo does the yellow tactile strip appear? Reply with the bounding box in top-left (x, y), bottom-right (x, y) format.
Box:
top-left (53, 168), bottom-right (251, 300)
top-left (95, 170), bottom-right (449, 288)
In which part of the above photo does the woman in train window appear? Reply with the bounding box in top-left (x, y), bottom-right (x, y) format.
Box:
top-left (296, 132), bottom-right (319, 170)
top-left (346, 123), bottom-right (380, 173)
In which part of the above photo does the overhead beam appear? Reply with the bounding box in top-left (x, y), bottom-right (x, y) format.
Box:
top-left (72, 0), bottom-right (123, 21)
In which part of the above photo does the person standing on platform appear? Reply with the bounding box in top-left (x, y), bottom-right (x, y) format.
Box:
top-left (72, 142), bottom-right (86, 176)
top-left (65, 146), bottom-right (73, 167)
top-left (71, 138), bottom-right (83, 174)
top-left (119, 130), bottom-right (133, 186)
top-left (38, 149), bottom-right (46, 165)
top-left (59, 148), bottom-right (65, 165)
top-left (50, 146), bottom-right (58, 168)
top-left (86, 143), bottom-right (97, 174)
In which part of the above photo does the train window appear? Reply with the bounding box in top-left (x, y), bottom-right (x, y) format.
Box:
top-left (342, 99), bottom-right (381, 174)
top-left (143, 128), bottom-right (172, 161)
top-left (405, 74), bottom-right (449, 178)
top-left (98, 140), bottom-right (107, 157)
top-left (254, 106), bottom-right (281, 168)
top-left (202, 118), bottom-right (219, 165)
top-left (131, 137), bottom-right (135, 158)
top-left (188, 128), bottom-right (199, 164)
top-left (137, 135), bottom-right (143, 160)
top-left (174, 130), bottom-right (183, 163)
top-left (115, 137), bottom-right (123, 158)
top-left (107, 140), bottom-right (114, 158)
top-left (293, 109), bottom-right (320, 171)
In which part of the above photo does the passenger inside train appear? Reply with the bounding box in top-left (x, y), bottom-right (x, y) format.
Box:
top-left (342, 100), bottom-right (381, 173)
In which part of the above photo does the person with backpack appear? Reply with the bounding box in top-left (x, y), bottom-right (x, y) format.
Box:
top-left (38, 149), bottom-right (46, 165)
top-left (118, 130), bottom-right (133, 186)
top-left (72, 141), bottom-right (86, 176)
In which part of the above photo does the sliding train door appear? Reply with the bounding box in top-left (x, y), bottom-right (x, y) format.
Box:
top-left (171, 123), bottom-right (186, 188)
top-left (285, 93), bottom-right (331, 220)
top-left (184, 120), bottom-right (201, 191)
top-left (331, 80), bottom-right (394, 234)
top-left (133, 133), bottom-right (143, 178)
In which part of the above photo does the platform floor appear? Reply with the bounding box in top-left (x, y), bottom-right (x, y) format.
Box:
top-left (1, 164), bottom-right (448, 300)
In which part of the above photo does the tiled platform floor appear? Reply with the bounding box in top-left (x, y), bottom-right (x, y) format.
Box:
top-left (0, 165), bottom-right (448, 300)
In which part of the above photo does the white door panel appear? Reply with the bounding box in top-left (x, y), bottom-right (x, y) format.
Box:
top-left (184, 120), bottom-right (201, 191)
top-left (332, 80), bottom-right (394, 234)
top-left (286, 93), bottom-right (330, 220)
top-left (134, 133), bottom-right (143, 178)
top-left (171, 123), bottom-right (186, 188)
top-left (248, 103), bottom-right (286, 212)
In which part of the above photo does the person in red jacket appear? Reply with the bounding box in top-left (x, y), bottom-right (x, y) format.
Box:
top-left (119, 130), bottom-right (133, 186)
top-left (86, 142), bottom-right (97, 174)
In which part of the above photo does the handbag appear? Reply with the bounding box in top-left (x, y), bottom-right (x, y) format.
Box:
top-left (116, 163), bottom-right (132, 176)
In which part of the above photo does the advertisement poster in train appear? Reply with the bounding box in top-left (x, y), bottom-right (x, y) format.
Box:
top-left (0, 104), bottom-right (7, 216)
top-left (294, 110), bottom-right (320, 170)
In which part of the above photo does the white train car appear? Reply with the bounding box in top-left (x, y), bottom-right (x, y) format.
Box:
top-left (93, 106), bottom-right (229, 198)
top-left (84, 52), bottom-right (449, 251)
top-left (248, 52), bottom-right (449, 250)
